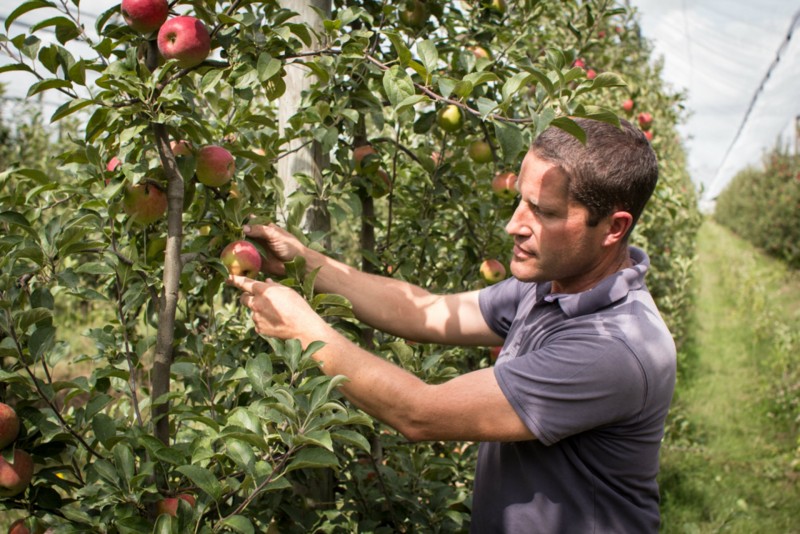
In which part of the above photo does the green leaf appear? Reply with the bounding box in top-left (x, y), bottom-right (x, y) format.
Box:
top-left (285, 447), bottom-right (340, 473)
top-left (0, 210), bottom-right (38, 240)
top-left (50, 98), bottom-right (93, 122)
top-left (550, 116), bottom-right (586, 143)
top-left (245, 353), bottom-right (272, 396)
top-left (220, 516), bottom-right (254, 534)
top-left (494, 121), bottom-right (526, 162)
top-left (176, 465), bottom-right (223, 501)
top-left (416, 40), bottom-right (438, 80)
top-left (501, 72), bottom-right (533, 103)
top-left (383, 66), bottom-right (415, 107)
top-left (29, 325), bottom-right (55, 359)
top-left (27, 78), bottom-right (73, 98)
top-left (331, 429), bottom-right (371, 453)
top-left (16, 308), bottom-right (52, 331)
top-left (91, 413), bottom-right (116, 445)
top-left (589, 71), bottom-right (626, 89)
top-left (256, 53), bottom-right (282, 82)
top-left (5, 1), bottom-right (56, 31)
top-left (0, 63), bottom-right (35, 76)
top-left (384, 31), bottom-right (412, 66)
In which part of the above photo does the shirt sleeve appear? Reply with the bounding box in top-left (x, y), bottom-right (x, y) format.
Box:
top-left (478, 277), bottom-right (524, 338)
top-left (494, 333), bottom-right (647, 446)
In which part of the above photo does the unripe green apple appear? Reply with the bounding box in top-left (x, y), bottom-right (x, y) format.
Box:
top-left (480, 259), bottom-right (507, 284)
top-left (491, 171), bottom-right (517, 199)
top-left (157, 16), bottom-right (211, 69)
top-left (399, 0), bottom-right (428, 28)
top-left (220, 240), bottom-right (262, 277)
top-left (468, 140), bottom-right (493, 164)
top-left (0, 402), bottom-right (20, 450)
top-left (121, 0), bottom-right (168, 34)
top-left (483, 0), bottom-right (507, 14)
top-left (123, 182), bottom-right (167, 225)
top-left (196, 145), bottom-right (235, 187)
top-left (0, 449), bottom-right (34, 497)
top-left (436, 105), bottom-right (463, 133)
top-left (156, 493), bottom-right (196, 517)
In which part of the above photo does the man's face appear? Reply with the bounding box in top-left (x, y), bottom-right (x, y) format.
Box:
top-left (505, 151), bottom-right (612, 293)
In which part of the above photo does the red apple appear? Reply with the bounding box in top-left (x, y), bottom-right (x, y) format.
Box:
top-left (468, 46), bottom-right (491, 60)
top-left (573, 58), bottom-right (586, 68)
top-left (353, 145), bottom-right (378, 171)
top-left (0, 403), bottom-right (20, 450)
top-left (644, 130), bottom-right (654, 141)
top-left (170, 139), bottom-right (193, 157)
top-left (489, 346), bottom-right (502, 361)
top-left (637, 112), bottom-right (653, 131)
top-left (157, 16), bottom-right (211, 69)
top-left (586, 69), bottom-right (597, 80)
top-left (156, 493), bottom-right (196, 517)
top-left (122, 182), bottom-right (167, 225)
top-left (196, 145), bottom-right (235, 187)
top-left (621, 99), bottom-right (635, 113)
top-left (0, 449), bottom-right (34, 497)
top-left (436, 104), bottom-right (463, 133)
top-left (7, 519), bottom-right (30, 534)
top-left (468, 140), bottom-right (493, 164)
top-left (121, 0), bottom-right (169, 34)
top-left (220, 240), bottom-right (262, 277)
top-left (106, 156), bottom-right (121, 173)
top-left (480, 259), bottom-right (507, 285)
top-left (491, 171), bottom-right (517, 199)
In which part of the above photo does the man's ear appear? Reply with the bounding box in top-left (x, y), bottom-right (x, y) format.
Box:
top-left (603, 211), bottom-right (634, 246)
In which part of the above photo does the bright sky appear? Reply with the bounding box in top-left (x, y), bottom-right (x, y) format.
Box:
top-left (2, 1), bottom-right (800, 205)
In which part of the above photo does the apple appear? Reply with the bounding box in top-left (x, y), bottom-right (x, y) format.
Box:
top-left (353, 145), bottom-right (378, 172)
top-left (220, 240), bottom-right (262, 277)
top-left (121, 0), bottom-right (169, 34)
top-left (468, 140), bottom-right (493, 164)
top-left (573, 58), bottom-right (586, 68)
top-left (0, 449), bottom-right (34, 497)
top-left (122, 182), bottom-right (167, 225)
top-left (491, 171), bottom-right (517, 199)
top-left (480, 259), bottom-right (507, 285)
top-left (436, 104), bottom-right (463, 133)
top-left (398, 0), bottom-right (428, 28)
top-left (157, 16), bottom-right (211, 69)
top-left (637, 112), bottom-right (653, 131)
top-left (0, 402), bottom-right (20, 450)
top-left (170, 139), bottom-right (193, 157)
top-left (644, 130), bottom-right (654, 141)
top-left (196, 145), bottom-right (235, 187)
top-left (468, 46), bottom-right (491, 60)
top-left (621, 99), bottom-right (635, 113)
top-left (586, 69), bottom-right (597, 80)
top-left (7, 519), bottom-right (30, 534)
top-left (106, 156), bottom-right (121, 173)
top-left (156, 493), bottom-right (196, 517)
top-left (483, 0), bottom-right (507, 14)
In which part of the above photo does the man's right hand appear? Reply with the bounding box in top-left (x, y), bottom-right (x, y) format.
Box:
top-left (243, 223), bottom-right (306, 277)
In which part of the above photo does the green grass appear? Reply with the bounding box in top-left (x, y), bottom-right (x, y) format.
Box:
top-left (659, 220), bottom-right (800, 533)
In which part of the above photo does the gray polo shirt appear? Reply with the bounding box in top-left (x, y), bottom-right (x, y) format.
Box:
top-left (473, 247), bottom-right (676, 533)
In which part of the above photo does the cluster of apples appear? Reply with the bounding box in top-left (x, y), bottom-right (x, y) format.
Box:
top-left (0, 403), bottom-right (33, 503)
top-left (620, 98), bottom-right (655, 141)
top-left (121, 0), bottom-right (211, 69)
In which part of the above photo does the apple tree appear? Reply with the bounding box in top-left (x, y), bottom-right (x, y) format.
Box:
top-left (0, 0), bottom-right (699, 531)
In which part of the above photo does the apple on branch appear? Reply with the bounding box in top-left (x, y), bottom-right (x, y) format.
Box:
top-left (468, 140), bottom-right (493, 164)
top-left (0, 402), bottom-right (21, 450)
top-left (221, 240), bottom-right (262, 277)
top-left (196, 145), bottom-right (235, 187)
top-left (480, 259), bottom-right (507, 285)
top-left (7, 519), bottom-right (31, 534)
top-left (637, 112), bottom-right (653, 131)
top-left (621, 98), bottom-right (635, 113)
top-left (121, 0), bottom-right (169, 34)
top-left (436, 104), bottom-right (463, 133)
top-left (353, 144), bottom-right (379, 172)
top-left (123, 182), bottom-right (167, 225)
top-left (0, 449), bottom-right (34, 497)
top-left (156, 493), bottom-right (196, 517)
top-left (170, 139), bottom-right (193, 157)
top-left (491, 171), bottom-right (517, 199)
top-left (398, 0), bottom-right (429, 28)
top-left (157, 16), bottom-right (211, 69)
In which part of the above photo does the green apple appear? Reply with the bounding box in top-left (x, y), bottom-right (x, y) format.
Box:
top-left (399, 0), bottom-right (428, 28)
top-left (436, 105), bottom-right (464, 133)
top-left (468, 140), bottom-right (493, 164)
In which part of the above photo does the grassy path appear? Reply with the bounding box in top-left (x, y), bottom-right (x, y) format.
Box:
top-left (659, 220), bottom-right (800, 533)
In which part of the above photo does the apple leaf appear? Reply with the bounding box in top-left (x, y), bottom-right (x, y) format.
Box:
top-left (177, 465), bottom-right (223, 501)
top-left (551, 116), bottom-right (587, 143)
top-left (220, 516), bottom-right (255, 534)
top-left (494, 121), bottom-right (526, 163)
top-left (285, 447), bottom-right (340, 474)
top-left (416, 39), bottom-right (438, 81)
top-left (27, 78), bottom-right (73, 98)
top-left (5, 1), bottom-right (56, 32)
top-left (382, 65), bottom-right (415, 107)
top-left (50, 98), bottom-right (94, 123)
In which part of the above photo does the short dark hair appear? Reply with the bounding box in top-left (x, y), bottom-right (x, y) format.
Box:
top-left (530, 118), bottom-right (658, 237)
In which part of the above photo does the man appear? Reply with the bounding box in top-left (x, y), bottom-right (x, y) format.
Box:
top-left (228, 118), bottom-right (676, 532)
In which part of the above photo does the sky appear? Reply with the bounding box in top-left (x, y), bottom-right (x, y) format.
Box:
top-left (2, 1), bottom-right (800, 205)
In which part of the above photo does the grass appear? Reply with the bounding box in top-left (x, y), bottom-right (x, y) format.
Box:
top-left (659, 220), bottom-right (800, 533)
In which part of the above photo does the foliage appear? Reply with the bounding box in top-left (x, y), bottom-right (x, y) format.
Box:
top-left (0, 0), bottom-right (699, 531)
top-left (714, 144), bottom-right (800, 268)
